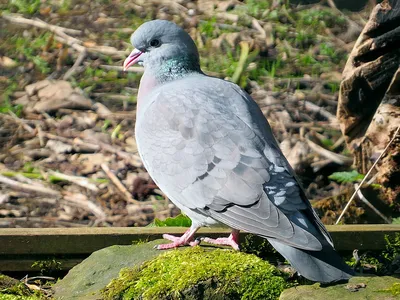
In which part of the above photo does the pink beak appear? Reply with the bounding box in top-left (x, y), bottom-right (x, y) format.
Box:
top-left (123, 48), bottom-right (143, 71)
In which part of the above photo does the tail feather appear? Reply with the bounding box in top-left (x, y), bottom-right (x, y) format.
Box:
top-left (268, 238), bottom-right (354, 283)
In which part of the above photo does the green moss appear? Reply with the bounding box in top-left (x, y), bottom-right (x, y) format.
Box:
top-left (376, 282), bottom-right (400, 296)
top-left (131, 239), bottom-right (149, 246)
top-left (0, 295), bottom-right (40, 300)
top-left (0, 274), bottom-right (42, 300)
top-left (103, 247), bottom-right (288, 300)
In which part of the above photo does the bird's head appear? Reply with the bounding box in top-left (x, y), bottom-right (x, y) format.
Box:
top-left (123, 20), bottom-right (200, 73)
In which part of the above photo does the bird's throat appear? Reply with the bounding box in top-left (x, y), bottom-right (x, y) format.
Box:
top-left (154, 56), bottom-right (201, 84)
top-left (137, 55), bottom-right (201, 109)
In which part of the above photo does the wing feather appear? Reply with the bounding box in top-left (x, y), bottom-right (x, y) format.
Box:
top-left (136, 76), bottom-right (326, 250)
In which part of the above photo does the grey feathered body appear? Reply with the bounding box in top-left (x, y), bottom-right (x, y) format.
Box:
top-left (135, 74), bottom-right (353, 282)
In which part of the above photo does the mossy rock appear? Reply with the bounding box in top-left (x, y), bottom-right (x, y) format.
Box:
top-left (53, 240), bottom-right (163, 299)
top-left (103, 246), bottom-right (287, 299)
top-left (54, 239), bottom-right (287, 300)
top-left (280, 275), bottom-right (400, 300)
top-left (0, 274), bottom-right (40, 299)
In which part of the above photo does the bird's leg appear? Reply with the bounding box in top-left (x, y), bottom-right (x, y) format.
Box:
top-left (157, 225), bottom-right (200, 250)
top-left (201, 229), bottom-right (240, 250)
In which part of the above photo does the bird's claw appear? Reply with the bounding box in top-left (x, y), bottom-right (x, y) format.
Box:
top-left (201, 237), bottom-right (240, 250)
top-left (199, 230), bottom-right (241, 250)
top-left (156, 232), bottom-right (200, 250)
top-left (156, 229), bottom-right (240, 251)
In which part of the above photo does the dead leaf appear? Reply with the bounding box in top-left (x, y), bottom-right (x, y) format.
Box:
top-left (83, 41), bottom-right (97, 47)
top-left (0, 56), bottom-right (17, 68)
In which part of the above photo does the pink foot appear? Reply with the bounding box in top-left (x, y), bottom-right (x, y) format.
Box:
top-left (157, 226), bottom-right (200, 250)
top-left (201, 229), bottom-right (240, 250)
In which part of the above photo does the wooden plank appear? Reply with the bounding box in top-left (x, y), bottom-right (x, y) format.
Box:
top-left (0, 225), bottom-right (399, 273)
top-left (327, 224), bottom-right (400, 251)
top-left (0, 227), bottom-right (228, 255)
top-left (0, 225), bottom-right (399, 255)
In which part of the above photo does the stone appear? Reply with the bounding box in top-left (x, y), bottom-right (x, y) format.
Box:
top-left (280, 276), bottom-right (400, 300)
top-left (53, 240), bottom-right (162, 299)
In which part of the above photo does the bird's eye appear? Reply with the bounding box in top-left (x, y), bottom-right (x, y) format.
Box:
top-left (150, 39), bottom-right (161, 47)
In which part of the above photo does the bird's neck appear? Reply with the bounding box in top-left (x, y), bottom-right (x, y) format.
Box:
top-left (152, 55), bottom-right (202, 84)
top-left (137, 55), bottom-right (201, 109)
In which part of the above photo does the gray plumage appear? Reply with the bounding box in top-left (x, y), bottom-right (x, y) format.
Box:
top-left (126, 20), bottom-right (354, 283)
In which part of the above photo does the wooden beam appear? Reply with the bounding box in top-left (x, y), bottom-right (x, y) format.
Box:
top-left (1, 225), bottom-right (399, 255)
top-left (0, 225), bottom-right (399, 272)
top-left (0, 227), bottom-right (226, 255)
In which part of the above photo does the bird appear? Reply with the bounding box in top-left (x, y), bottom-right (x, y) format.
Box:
top-left (123, 19), bottom-right (354, 283)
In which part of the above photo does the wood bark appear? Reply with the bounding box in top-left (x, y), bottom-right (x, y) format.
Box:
top-left (337, 0), bottom-right (400, 207)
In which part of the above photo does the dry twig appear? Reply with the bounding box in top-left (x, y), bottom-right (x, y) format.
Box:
top-left (62, 192), bottom-right (106, 219)
top-left (49, 171), bottom-right (99, 192)
top-left (303, 100), bottom-right (338, 127)
top-left (100, 163), bottom-right (142, 205)
top-left (7, 111), bottom-right (35, 133)
top-left (3, 13), bottom-right (127, 57)
top-left (99, 64), bottom-right (144, 73)
top-left (2, 13), bottom-right (82, 35)
top-left (63, 49), bottom-right (87, 80)
top-left (42, 133), bottom-right (142, 166)
top-left (306, 139), bottom-right (353, 165)
top-left (354, 183), bottom-right (391, 224)
top-left (336, 125), bottom-right (400, 224)
top-left (0, 175), bottom-right (60, 197)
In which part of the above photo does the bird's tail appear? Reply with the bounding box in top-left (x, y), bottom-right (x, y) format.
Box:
top-left (268, 238), bottom-right (354, 283)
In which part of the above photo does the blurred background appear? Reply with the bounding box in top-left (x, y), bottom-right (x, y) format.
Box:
top-left (0, 0), bottom-right (397, 229)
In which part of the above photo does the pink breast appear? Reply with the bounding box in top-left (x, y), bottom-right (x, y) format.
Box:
top-left (137, 71), bottom-right (157, 112)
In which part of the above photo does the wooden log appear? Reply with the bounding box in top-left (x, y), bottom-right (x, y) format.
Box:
top-left (337, 0), bottom-right (400, 205)
top-left (0, 225), bottom-right (399, 272)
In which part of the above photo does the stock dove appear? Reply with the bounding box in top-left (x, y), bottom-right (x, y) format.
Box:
top-left (123, 20), bottom-right (354, 283)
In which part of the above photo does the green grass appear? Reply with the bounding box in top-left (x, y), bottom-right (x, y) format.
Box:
top-left (199, 17), bottom-right (217, 38)
top-left (296, 7), bottom-right (346, 29)
top-left (10, 33), bottom-right (52, 74)
top-left (2, 0), bottom-right (351, 96)
top-left (326, 82), bottom-right (340, 93)
top-left (31, 259), bottom-right (62, 275)
top-left (57, 0), bottom-right (72, 14)
top-left (243, 0), bottom-right (271, 18)
top-left (0, 83), bottom-right (22, 116)
top-left (9, 0), bottom-right (41, 15)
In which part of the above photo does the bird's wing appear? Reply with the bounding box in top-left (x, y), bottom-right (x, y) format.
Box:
top-left (136, 76), bottom-right (328, 251)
